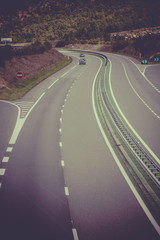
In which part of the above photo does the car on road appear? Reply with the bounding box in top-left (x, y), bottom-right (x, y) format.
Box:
top-left (79, 53), bottom-right (85, 57)
top-left (79, 58), bottom-right (86, 65)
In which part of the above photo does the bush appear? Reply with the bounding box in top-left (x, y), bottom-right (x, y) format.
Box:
top-left (112, 40), bottom-right (128, 51)
top-left (133, 34), bottom-right (160, 56)
top-left (0, 45), bottom-right (14, 66)
top-left (30, 41), bottom-right (45, 54)
top-left (43, 41), bottom-right (52, 51)
top-left (0, 41), bottom-right (53, 67)
top-left (56, 40), bottom-right (69, 47)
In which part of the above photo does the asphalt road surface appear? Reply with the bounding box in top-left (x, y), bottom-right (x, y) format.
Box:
top-left (107, 54), bottom-right (160, 162)
top-left (0, 51), bottom-right (159, 240)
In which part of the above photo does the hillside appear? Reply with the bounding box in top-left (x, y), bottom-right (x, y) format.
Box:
top-left (0, 48), bottom-right (63, 86)
top-left (0, 0), bottom-right (160, 43)
top-left (0, 45), bottom-right (71, 100)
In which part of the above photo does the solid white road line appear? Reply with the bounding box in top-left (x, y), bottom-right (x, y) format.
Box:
top-left (61, 71), bottom-right (70, 78)
top-left (108, 59), bottom-right (160, 165)
top-left (9, 92), bottom-right (45, 145)
top-left (92, 57), bottom-right (160, 235)
top-left (72, 228), bottom-right (79, 240)
top-left (122, 63), bottom-right (160, 119)
top-left (48, 78), bottom-right (59, 89)
top-left (9, 118), bottom-right (25, 145)
top-left (129, 59), bottom-right (160, 93)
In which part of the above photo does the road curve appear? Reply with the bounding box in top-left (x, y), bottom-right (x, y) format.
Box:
top-left (0, 51), bottom-right (159, 240)
top-left (107, 53), bottom-right (160, 161)
top-left (0, 57), bottom-right (80, 240)
top-left (61, 51), bottom-right (160, 240)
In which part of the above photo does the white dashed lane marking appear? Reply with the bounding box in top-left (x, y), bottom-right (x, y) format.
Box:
top-left (2, 157), bottom-right (9, 163)
top-left (0, 169), bottom-right (6, 175)
top-left (64, 187), bottom-right (69, 196)
top-left (72, 228), bottom-right (79, 240)
top-left (61, 160), bottom-right (65, 167)
top-left (6, 147), bottom-right (13, 152)
top-left (122, 63), bottom-right (160, 120)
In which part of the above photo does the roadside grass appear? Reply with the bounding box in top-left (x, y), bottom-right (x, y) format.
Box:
top-left (0, 56), bottom-right (72, 101)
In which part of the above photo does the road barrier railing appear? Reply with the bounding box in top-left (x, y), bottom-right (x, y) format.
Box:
top-left (66, 49), bottom-right (160, 189)
top-left (95, 53), bottom-right (160, 190)
top-left (65, 49), bottom-right (160, 221)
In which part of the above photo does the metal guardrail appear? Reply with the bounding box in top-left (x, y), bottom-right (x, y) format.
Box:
top-left (96, 53), bottom-right (160, 189)
top-left (65, 49), bottom-right (160, 188)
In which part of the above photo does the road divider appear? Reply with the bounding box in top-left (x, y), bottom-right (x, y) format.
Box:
top-left (90, 51), bottom-right (160, 234)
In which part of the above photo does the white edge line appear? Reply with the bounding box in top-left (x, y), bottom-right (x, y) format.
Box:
top-left (72, 228), bottom-right (79, 240)
top-left (25, 92), bottom-right (45, 120)
top-left (71, 65), bottom-right (77, 70)
top-left (113, 60), bottom-right (160, 164)
top-left (122, 63), bottom-right (160, 121)
top-left (48, 78), bottom-right (59, 89)
top-left (1, 66), bottom-right (74, 146)
top-left (61, 70), bottom-right (70, 78)
top-left (92, 57), bottom-right (160, 235)
top-left (129, 59), bottom-right (160, 93)
top-left (9, 118), bottom-right (25, 145)
top-left (9, 92), bottom-right (45, 145)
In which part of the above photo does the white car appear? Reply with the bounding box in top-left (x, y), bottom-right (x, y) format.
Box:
top-left (79, 58), bottom-right (86, 65)
top-left (79, 53), bottom-right (85, 57)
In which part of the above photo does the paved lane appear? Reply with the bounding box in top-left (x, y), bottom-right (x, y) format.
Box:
top-left (0, 102), bottom-right (17, 163)
top-left (0, 51), bottom-right (159, 240)
top-left (107, 54), bottom-right (160, 160)
top-left (61, 52), bottom-right (160, 240)
top-left (0, 56), bottom-right (81, 240)
top-left (145, 64), bottom-right (160, 90)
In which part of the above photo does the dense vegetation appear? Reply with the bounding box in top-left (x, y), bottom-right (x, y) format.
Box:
top-left (0, 41), bottom-right (52, 66)
top-left (0, 0), bottom-right (160, 43)
top-left (133, 34), bottom-right (160, 57)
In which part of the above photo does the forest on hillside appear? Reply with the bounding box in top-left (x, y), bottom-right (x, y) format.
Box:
top-left (0, 0), bottom-right (160, 43)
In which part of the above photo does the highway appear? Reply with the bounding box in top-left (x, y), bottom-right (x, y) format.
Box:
top-left (0, 51), bottom-right (159, 240)
top-left (107, 54), bottom-right (160, 160)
